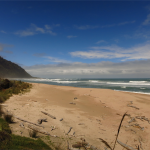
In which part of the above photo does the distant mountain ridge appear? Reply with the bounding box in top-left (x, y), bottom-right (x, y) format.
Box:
top-left (0, 56), bottom-right (32, 78)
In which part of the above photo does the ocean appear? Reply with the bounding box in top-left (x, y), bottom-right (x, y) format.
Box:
top-left (11, 78), bottom-right (150, 95)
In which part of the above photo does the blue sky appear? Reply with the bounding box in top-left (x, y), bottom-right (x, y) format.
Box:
top-left (1, 1), bottom-right (150, 78)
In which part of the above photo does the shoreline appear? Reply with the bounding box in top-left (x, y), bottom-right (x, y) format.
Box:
top-left (3, 83), bottom-right (150, 149)
top-left (10, 77), bottom-right (150, 96)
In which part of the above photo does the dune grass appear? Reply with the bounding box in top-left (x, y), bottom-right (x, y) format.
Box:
top-left (0, 78), bottom-right (32, 103)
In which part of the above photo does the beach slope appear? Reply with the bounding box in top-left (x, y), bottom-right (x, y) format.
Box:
top-left (3, 83), bottom-right (150, 149)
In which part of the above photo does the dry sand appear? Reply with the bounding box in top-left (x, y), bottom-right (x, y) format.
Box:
top-left (2, 83), bottom-right (150, 149)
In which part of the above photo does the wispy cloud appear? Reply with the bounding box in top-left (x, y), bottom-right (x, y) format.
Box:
top-left (14, 23), bottom-right (59, 37)
top-left (74, 25), bottom-right (99, 30)
top-left (0, 43), bottom-right (13, 53)
top-left (67, 35), bottom-right (77, 39)
top-left (145, 5), bottom-right (150, 11)
top-left (96, 40), bottom-right (106, 44)
top-left (142, 14), bottom-right (150, 25)
top-left (0, 30), bottom-right (7, 34)
top-left (101, 20), bottom-right (135, 28)
top-left (34, 53), bottom-right (70, 63)
top-left (45, 56), bottom-right (71, 63)
top-left (23, 59), bottom-right (150, 78)
top-left (118, 20), bottom-right (135, 26)
top-left (75, 20), bottom-right (135, 30)
top-left (134, 28), bottom-right (150, 39)
top-left (70, 43), bottom-right (150, 61)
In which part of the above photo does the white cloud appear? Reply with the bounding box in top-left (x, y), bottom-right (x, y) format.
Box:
top-left (45, 56), bottom-right (71, 63)
top-left (23, 59), bottom-right (150, 78)
top-left (67, 35), bottom-right (77, 39)
top-left (14, 23), bottom-right (59, 37)
top-left (70, 43), bottom-right (150, 61)
top-left (45, 24), bottom-right (51, 30)
top-left (96, 40), bottom-right (106, 44)
top-left (142, 14), bottom-right (150, 25)
top-left (33, 53), bottom-right (70, 63)
top-left (15, 30), bottom-right (35, 37)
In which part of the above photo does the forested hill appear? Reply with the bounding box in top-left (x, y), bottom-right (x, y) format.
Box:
top-left (0, 56), bottom-right (32, 78)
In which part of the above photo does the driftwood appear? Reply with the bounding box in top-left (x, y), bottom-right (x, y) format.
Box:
top-left (136, 116), bottom-right (150, 124)
top-left (130, 129), bottom-right (136, 134)
top-left (69, 102), bottom-right (76, 105)
top-left (90, 145), bottom-right (100, 150)
top-left (51, 126), bottom-right (56, 131)
top-left (0, 104), bottom-right (8, 107)
top-left (139, 137), bottom-right (143, 150)
top-left (72, 139), bottom-right (87, 148)
top-left (78, 147), bottom-right (86, 150)
top-left (60, 118), bottom-right (63, 121)
top-left (78, 123), bottom-right (85, 125)
top-left (19, 122), bottom-right (25, 128)
top-left (14, 116), bottom-right (44, 128)
top-left (117, 140), bottom-right (137, 150)
top-left (127, 104), bottom-right (139, 110)
top-left (28, 124), bottom-right (50, 136)
top-left (66, 127), bottom-right (72, 135)
top-left (131, 123), bottom-right (144, 131)
top-left (128, 117), bottom-right (136, 123)
top-left (41, 111), bottom-right (56, 119)
top-left (37, 118), bottom-right (47, 124)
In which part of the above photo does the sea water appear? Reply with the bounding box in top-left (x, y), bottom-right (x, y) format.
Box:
top-left (12, 78), bottom-right (150, 95)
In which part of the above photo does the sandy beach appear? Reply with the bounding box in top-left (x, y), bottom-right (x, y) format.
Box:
top-left (3, 83), bottom-right (150, 149)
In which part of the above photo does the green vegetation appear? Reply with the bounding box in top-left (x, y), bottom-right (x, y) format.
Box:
top-left (0, 78), bottom-right (32, 103)
top-left (0, 118), bottom-right (52, 150)
top-left (0, 78), bottom-right (52, 150)
top-left (0, 56), bottom-right (32, 78)
top-left (3, 113), bottom-right (14, 123)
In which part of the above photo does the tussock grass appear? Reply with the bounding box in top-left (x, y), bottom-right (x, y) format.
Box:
top-left (0, 78), bottom-right (32, 103)
top-left (28, 129), bottom-right (38, 138)
top-left (4, 113), bottom-right (14, 123)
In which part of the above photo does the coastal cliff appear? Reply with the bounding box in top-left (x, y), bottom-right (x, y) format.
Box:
top-left (0, 56), bottom-right (32, 78)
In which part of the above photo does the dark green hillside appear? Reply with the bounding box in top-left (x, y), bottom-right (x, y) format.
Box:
top-left (0, 56), bottom-right (32, 78)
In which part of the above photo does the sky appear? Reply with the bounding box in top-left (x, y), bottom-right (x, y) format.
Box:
top-left (1, 0), bottom-right (150, 78)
